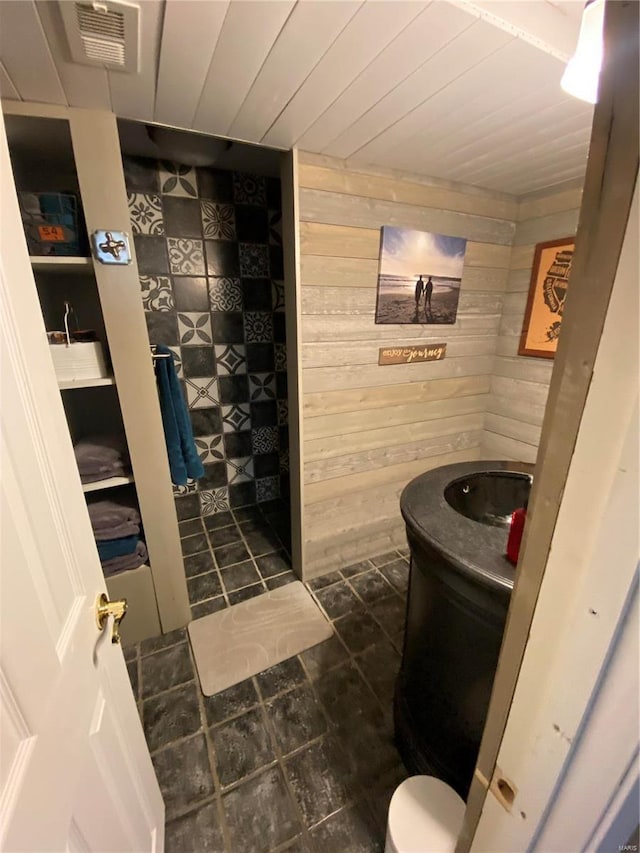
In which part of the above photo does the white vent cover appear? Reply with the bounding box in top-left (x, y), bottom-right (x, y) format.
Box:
top-left (59, 1), bottom-right (139, 72)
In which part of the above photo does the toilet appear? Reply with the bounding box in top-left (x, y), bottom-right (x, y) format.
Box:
top-left (385, 776), bottom-right (466, 853)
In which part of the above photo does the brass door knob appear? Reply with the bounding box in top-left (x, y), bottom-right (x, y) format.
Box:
top-left (96, 593), bottom-right (128, 644)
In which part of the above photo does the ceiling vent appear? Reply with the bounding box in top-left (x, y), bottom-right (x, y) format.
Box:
top-left (59, 1), bottom-right (140, 73)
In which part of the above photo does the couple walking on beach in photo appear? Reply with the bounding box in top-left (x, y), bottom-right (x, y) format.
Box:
top-left (415, 274), bottom-right (433, 308)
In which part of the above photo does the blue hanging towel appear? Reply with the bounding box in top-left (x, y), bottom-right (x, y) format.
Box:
top-left (154, 343), bottom-right (205, 486)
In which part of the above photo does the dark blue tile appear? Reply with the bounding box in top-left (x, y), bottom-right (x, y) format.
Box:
top-left (242, 277), bottom-right (272, 311)
top-left (229, 481), bottom-right (257, 508)
top-left (190, 407), bottom-right (223, 436)
top-left (181, 345), bottom-right (215, 377)
top-left (191, 596), bottom-right (227, 620)
top-left (256, 657), bottom-right (305, 699)
top-left (151, 734), bottom-right (214, 820)
top-left (254, 453), bottom-right (280, 478)
top-left (251, 400), bottom-right (278, 428)
top-left (145, 310), bottom-right (178, 346)
top-left (200, 461), bottom-right (227, 490)
top-left (140, 643), bottom-right (193, 698)
top-left (134, 234), bottom-right (169, 274)
top-left (224, 430), bottom-right (253, 458)
top-left (175, 493), bottom-right (200, 521)
top-left (205, 239), bottom-right (240, 276)
top-left (223, 767), bottom-right (299, 851)
top-left (187, 570), bottom-right (222, 604)
top-left (266, 685), bottom-right (327, 755)
top-left (184, 550), bottom-right (215, 578)
top-left (228, 582), bottom-right (266, 605)
top-left (203, 677), bottom-right (260, 726)
top-left (246, 343), bottom-right (275, 372)
top-left (211, 311), bottom-right (244, 344)
top-left (123, 155), bottom-right (159, 193)
top-left (220, 560), bottom-right (261, 593)
top-left (211, 707), bottom-right (275, 787)
top-left (214, 540), bottom-right (250, 569)
top-left (173, 276), bottom-right (209, 311)
top-left (235, 205), bottom-right (269, 242)
top-left (197, 167), bottom-right (233, 203)
top-left (219, 374), bottom-right (249, 405)
top-left (143, 682), bottom-right (201, 752)
top-left (165, 801), bottom-right (224, 853)
top-left (163, 196), bottom-right (202, 238)
top-left (284, 737), bottom-right (353, 827)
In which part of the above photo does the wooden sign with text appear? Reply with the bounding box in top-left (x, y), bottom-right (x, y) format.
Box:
top-left (378, 343), bottom-right (447, 365)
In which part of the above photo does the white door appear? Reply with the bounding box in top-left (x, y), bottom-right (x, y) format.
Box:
top-left (0, 114), bottom-right (164, 851)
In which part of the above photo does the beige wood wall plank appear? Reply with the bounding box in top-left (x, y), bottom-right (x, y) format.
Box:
top-left (299, 188), bottom-right (516, 245)
top-left (304, 524), bottom-right (408, 579)
top-left (482, 431), bottom-right (538, 463)
top-left (294, 154), bottom-right (528, 578)
top-left (301, 255), bottom-right (379, 288)
top-left (510, 244), bottom-right (535, 270)
top-left (300, 255), bottom-right (508, 291)
top-left (516, 183), bottom-right (583, 221)
top-left (466, 242), bottom-right (512, 268)
top-left (512, 207), bottom-right (580, 245)
top-left (302, 336), bottom-right (496, 369)
top-left (483, 194), bottom-right (581, 462)
top-left (301, 286), bottom-right (504, 315)
top-left (487, 393), bottom-right (548, 429)
top-left (306, 394), bottom-right (489, 441)
top-left (298, 163), bottom-right (518, 220)
top-left (300, 222), bottom-right (379, 258)
top-left (305, 413), bottom-right (484, 461)
top-left (484, 412), bottom-right (542, 447)
top-left (506, 268), bottom-right (531, 292)
top-left (304, 356), bottom-right (495, 394)
top-left (305, 429), bottom-right (482, 483)
top-left (302, 314), bottom-right (501, 342)
top-left (297, 151), bottom-right (516, 205)
top-left (493, 355), bottom-right (554, 385)
top-left (305, 448), bottom-right (478, 504)
top-left (303, 375), bottom-right (490, 418)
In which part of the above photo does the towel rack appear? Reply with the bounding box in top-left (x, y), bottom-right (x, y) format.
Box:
top-left (150, 345), bottom-right (171, 361)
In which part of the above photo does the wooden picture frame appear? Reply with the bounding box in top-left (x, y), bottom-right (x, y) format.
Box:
top-left (519, 237), bottom-right (575, 358)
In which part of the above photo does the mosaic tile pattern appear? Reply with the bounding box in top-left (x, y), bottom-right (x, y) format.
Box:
top-left (124, 544), bottom-right (410, 852)
top-left (123, 156), bottom-right (288, 510)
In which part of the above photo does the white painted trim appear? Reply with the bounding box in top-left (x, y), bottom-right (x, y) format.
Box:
top-left (471, 183), bottom-right (639, 851)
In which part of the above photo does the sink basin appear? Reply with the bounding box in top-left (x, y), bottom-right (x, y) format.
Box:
top-left (444, 470), bottom-right (531, 527)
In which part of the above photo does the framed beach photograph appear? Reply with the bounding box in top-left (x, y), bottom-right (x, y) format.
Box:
top-left (519, 237), bottom-right (575, 358)
top-left (375, 226), bottom-right (467, 325)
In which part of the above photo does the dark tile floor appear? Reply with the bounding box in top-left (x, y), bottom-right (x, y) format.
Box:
top-left (175, 499), bottom-right (295, 621)
top-left (124, 541), bottom-right (411, 853)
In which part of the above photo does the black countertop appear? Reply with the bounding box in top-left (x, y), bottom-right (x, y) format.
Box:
top-left (400, 460), bottom-right (535, 596)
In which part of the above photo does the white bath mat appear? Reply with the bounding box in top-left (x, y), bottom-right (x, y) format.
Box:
top-left (188, 581), bottom-right (333, 696)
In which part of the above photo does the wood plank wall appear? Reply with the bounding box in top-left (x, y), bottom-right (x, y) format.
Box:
top-left (296, 152), bottom-right (517, 577)
top-left (482, 184), bottom-right (583, 463)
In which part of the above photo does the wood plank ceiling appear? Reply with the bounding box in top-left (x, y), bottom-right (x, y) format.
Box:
top-left (0, 0), bottom-right (593, 195)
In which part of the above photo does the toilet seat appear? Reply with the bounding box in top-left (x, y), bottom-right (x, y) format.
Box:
top-left (385, 775), bottom-right (465, 853)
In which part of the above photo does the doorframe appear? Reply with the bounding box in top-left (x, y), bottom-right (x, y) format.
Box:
top-left (458, 1), bottom-right (639, 847)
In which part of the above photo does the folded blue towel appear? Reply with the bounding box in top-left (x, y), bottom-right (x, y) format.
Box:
top-left (97, 535), bottom-right (139, 563)
top-left (154, 343), bottom-right (205, 486)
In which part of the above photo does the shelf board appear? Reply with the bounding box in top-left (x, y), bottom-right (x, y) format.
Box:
top-left (58, 376), bottom-right (115, 390)
top-left (30, 256), bottom-right (92, 273)
top-left (82, 475), bottom-right (135, 494)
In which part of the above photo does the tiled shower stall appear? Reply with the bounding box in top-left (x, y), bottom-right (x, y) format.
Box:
top-left (122, 155), bottom-right (289, 524)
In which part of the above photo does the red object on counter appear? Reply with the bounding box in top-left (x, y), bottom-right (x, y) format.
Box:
top-left (506, 507), bottom-right (527, 565)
